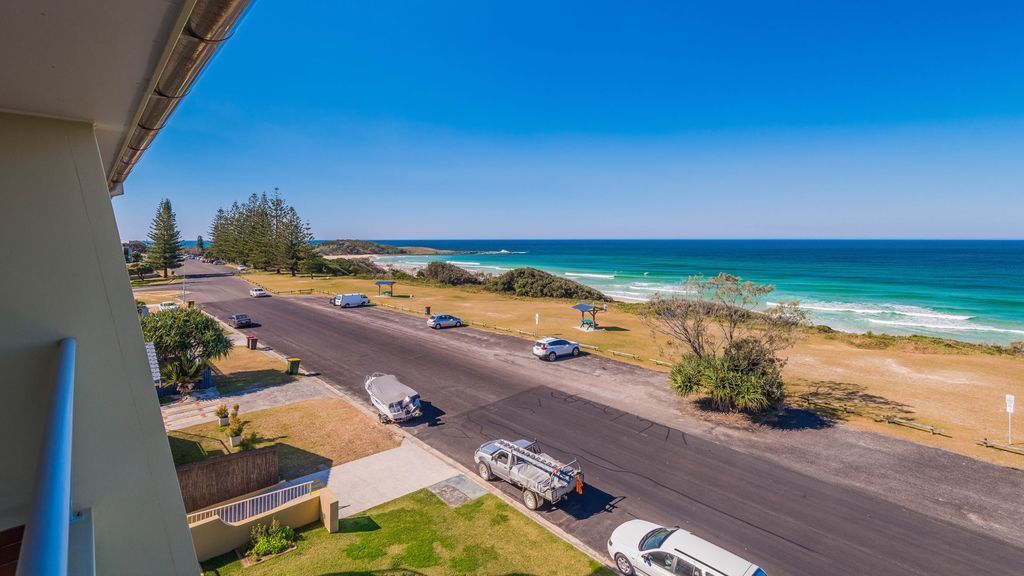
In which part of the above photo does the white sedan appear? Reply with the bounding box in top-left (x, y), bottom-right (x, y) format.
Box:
top-left (249, 287), bottom-right (269, 298)
top-left (608, 519), bottom-right (766, 576)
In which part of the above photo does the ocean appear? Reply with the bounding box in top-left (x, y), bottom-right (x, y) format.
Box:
top-left (372, 240), bottom-right (1024, 345)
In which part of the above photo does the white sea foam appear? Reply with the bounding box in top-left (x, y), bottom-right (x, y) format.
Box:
top-left (603, 290), bottom-right (649, 302)
top-left (630, 285), bottom-right (694, 294)
top-left (768, 301), bottom-right (973, 321)
top-left (866, 318), bottom-right (1024, 335)
top-left (565, 272), bottom-right (616, 279)
top-left (448, 261), bottom-right (481, 266)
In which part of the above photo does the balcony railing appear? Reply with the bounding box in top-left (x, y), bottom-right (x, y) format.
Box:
top-left (17, 338), bottom-right (76, 576)
top-left (186, 481), bottom-right (316, 525)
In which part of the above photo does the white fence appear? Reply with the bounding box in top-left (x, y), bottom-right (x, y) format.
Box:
top-left (186, 481), bottom-right (315, 525)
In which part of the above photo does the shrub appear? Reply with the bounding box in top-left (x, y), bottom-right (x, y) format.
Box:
top-left (227, 417), bottom-right (245, 438)
top-left (418, 261), bottom-right (482, 285)
top-left (1010, 341), bottom-right (1024, 356)
top-left (248, 519), bottom-right (296, 559)
top-left (669, 344), bottom-right (784, 414)
top-left (485, 268), bottom-right (609, 301)
top-left (214, 404), bottom-right (229, 419)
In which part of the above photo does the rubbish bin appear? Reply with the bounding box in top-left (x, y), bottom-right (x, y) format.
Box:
top-left (286, 357), bottom-right (301, 375)
top-left (187, 300), bottom-right (195, 308)
top-left (247, 335), bottom-right (258, 350)
top-left (424, 306), bottom-right (431, 316)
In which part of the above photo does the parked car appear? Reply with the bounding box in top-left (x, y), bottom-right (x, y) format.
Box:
top-left (249, 287), bottom-right (268, 298)
top-left (474, 439), bottom-right (583, 510)
top-left (237, 265), bottom-right (248, 272)
top-left (213, 260), bottom-right (225, 265)
top-left (532, 337), bottom-right (580, 361)
top-left (607, 520), bottom-right (767, 576)
top-left (158, 301), bottom-right (179, 311)
top-left (229, 314), bottom-right (252, 328)
top-left (427, 314), bottom-right (462, 329)
top-left (333, 293), bottom-right (370, 307)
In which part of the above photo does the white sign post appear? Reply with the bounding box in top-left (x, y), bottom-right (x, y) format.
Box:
top-left (1007, 394), bottom-right (1015, 445)
top-left (535, 313), bottom-right (540, 328)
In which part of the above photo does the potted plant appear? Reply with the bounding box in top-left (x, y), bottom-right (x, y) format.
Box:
top-left (231, 404), bottom-right (240, 420)
top-left (215, 404), bottom-right (229, 426)
top-left (227, 417), bottom-right (245, 447)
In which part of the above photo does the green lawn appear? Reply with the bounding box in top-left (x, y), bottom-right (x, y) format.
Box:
top-left (200, 490), bottom-right (613, 576)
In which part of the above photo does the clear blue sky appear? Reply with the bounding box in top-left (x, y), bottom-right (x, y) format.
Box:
top-left (113, 0), bottom-right (1024, 240)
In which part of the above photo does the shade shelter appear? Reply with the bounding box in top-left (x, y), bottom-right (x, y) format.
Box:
top-left (375, 280), bottom-right (396, 297)
top-left (572, 303), bottom-right (603, 329)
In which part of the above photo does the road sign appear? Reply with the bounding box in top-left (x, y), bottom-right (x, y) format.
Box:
top-left (1008, 394), bottom-right (1015, 414)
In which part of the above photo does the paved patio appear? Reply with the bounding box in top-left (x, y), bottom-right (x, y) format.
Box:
top-left (160, 375), bottom-right (331, 431)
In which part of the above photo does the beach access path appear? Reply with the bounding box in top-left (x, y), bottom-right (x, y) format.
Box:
top-left (179, 260), bottom-right (1024, 576)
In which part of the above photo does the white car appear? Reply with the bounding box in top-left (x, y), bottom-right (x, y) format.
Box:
top-left (249, 287), bottom-right (268, 298)
top-left (608, 520), bottom-right (766, 576)
top-left (532, 337), bottom-right (580, 361)
top-left (333, 293), bottom-right (370, 307)
top-left (237, 265), bottom-right (248, 272)
top-left (158, 301), bottom-right (179, 311)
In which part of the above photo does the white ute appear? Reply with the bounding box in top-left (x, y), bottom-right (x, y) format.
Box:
top-left (474, 439), bottom-right (583, 510)
top-left (608, 520), bottom-right (767, 576)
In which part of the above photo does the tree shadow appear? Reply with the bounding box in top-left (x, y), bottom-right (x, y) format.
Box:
top-left (757, 406), bottom-right (836, 431)
top-left (799, 380), bottom-right (914, 420)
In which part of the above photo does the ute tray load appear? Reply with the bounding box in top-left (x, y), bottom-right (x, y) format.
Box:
top-left (474, 438), bottom-right (583, 510)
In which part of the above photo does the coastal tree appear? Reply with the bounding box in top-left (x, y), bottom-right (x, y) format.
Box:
top-left (195, 235), bottom-right (205, 255)
top-left (127, 261), bottom-right (154, 281)
top-left (141, 307), bottom-right (231, 394)
top-left (207, 189), bottom-right (316, 273)
top-left (145, 199), bottom-right (183, 277)
top-left (641, 273), bottom-right (805, 413)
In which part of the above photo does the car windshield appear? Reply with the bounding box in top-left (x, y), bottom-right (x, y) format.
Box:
top-left (639, 527), bottom-right (675, 551)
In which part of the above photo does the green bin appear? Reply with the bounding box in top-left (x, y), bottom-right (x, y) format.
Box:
top-left (286, 357), bottom-right (301, 375)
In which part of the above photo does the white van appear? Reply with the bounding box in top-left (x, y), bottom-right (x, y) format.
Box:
top-left (333, 293), bottom-right (370, 308)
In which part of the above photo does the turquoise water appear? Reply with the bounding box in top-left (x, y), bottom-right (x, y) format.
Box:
top-left (374, 240), bottom-right (1024, 345)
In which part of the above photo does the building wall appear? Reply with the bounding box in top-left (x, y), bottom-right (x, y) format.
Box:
top-left (189, 489), bottom-right (338, 562)
top-left (0, 112), bottom-right (200, 574)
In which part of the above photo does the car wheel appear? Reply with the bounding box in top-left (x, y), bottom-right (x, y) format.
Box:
top-left (455, 321), bottom-right (462, 327)
top-left (477, 462), bottom-right (493, 480)
top-left (522, 489), bottom-right (540, 510)
top-left (433, 324), bottom-right (441, 330)
top-left (571, 347), bottom-right (580, 357)
top-left (548, 352), bottom-right (557, 362)
top-left (343, 303), bottom-right (350, 308)
top-left (614, 553), bottom-right (635, 575)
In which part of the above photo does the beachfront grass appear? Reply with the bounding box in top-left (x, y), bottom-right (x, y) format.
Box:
top-left (200, 489), bottom-right (612, 576)
top-left (168, 397), bottom-right (400, 479)
top-left (241, 271), bottom-right (1024, 467)
top-left (210, 346), bottom-right (295, 395)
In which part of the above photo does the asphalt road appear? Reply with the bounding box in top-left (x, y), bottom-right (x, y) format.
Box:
top-left (180, 262), bottom-right (1023, 575)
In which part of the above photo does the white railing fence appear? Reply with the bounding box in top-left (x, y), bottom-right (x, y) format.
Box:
top-left (187, 481), bottom-right (315, 525)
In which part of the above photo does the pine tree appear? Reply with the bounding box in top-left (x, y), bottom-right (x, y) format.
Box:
top-left (279, 207), bottom-right (314, 276)
top-left (146, 199), bottom-right (182, 277)
top-left (195, 235), bottom-right (205, 255)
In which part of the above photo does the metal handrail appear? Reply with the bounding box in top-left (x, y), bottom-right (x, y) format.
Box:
top-left (17, 338), bottom-right (76, 576)
top-left (186, 481), bottom-right (315, 525)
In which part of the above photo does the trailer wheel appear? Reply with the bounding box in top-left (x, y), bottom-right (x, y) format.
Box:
top-left (522, 489), bottom-right (541, 510)
top-left (377, 413), bottom-right (390, 425)
top-left (614, 553), bottom-right (635, 575)
top-left (477, 463), bottom-right (493, 480)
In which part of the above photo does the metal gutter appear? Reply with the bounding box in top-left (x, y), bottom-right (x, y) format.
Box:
top-left (107, 0), bottom-right (254, 195)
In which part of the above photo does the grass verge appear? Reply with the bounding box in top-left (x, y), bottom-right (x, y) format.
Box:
top-left (200, 490), bottom-right (613, 576)
top-left (167, 397), bottom-right (400, 479)
top-left (210, 346), bottom-right (295, 394)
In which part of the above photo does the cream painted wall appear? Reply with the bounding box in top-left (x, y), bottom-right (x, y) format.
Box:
top-left (0, 112), bottom-right (200, 574)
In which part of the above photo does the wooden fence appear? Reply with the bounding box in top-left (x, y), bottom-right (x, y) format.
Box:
top-left (176, 446), bottom-right (279, 512)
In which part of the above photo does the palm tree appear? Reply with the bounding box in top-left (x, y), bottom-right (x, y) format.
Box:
top-left (162, 358), bottom-right (206, 398)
